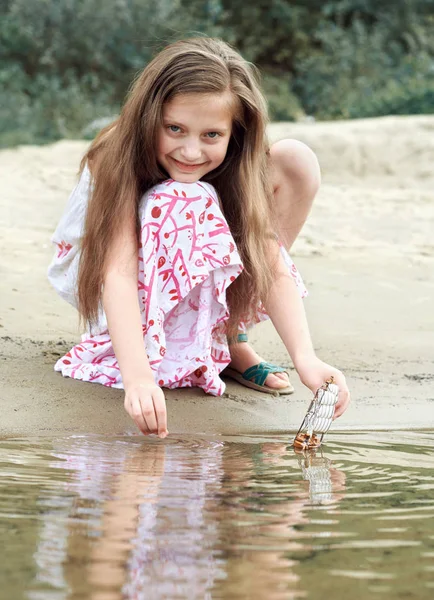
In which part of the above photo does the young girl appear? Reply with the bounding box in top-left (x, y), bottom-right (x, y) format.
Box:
top-left (48, 38), bottom-right (350, 438)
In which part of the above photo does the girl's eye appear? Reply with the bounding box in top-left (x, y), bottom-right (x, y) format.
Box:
top-left (168, 125), bottom-right (181, 133)
top-left (206, 132), bottom-right (220, 139)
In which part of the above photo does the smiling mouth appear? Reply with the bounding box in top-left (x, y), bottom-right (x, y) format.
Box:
top-left (171, 157), bottom-right (207, 171)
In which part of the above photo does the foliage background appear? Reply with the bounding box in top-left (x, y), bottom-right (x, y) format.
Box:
top-left (1, 0), bottom-right (433, 146)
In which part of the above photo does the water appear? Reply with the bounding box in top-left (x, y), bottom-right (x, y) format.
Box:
top-left (1, 432), bottom-right (433, 600)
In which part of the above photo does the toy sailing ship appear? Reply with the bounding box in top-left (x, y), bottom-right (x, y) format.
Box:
top-left (293, 377), bottom-right (339, 450)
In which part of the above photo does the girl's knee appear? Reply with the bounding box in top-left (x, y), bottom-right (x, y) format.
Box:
top-left (139, 179), bottom-right (219, 223)
top-left (270, 139), bottom-right (321, 198)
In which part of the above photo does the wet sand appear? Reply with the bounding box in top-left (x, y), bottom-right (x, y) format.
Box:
top-left (1, 115), bottom-right (433, 435)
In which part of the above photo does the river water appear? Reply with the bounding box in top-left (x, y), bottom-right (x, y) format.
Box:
top-left (1, 431), bottom-right (433, 599)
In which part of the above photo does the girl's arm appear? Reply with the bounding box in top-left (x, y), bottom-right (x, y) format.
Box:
top-left (262, 241), bottom-right (350, 418)
top-left (102, 218), bottom-right (168, 437)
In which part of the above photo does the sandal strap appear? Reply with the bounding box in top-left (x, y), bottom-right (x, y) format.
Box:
top-left (242, 362), bottom-right (287, 387)
top-left (237, 333), bottom-right (248, 343)
top-left (262, 361), bottom-right (288, 372)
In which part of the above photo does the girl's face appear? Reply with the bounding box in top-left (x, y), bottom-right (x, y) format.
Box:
top-left (157, 91), bottom-right (234, 183)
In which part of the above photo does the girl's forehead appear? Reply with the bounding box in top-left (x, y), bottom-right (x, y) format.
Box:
top-left (163, 91), bottom-right (235, 124)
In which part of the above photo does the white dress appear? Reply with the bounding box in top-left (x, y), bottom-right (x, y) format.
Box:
top-left (48, 167), bottom-right (308, 395)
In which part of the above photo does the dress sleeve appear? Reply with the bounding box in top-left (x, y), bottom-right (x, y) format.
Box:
top-left (47, 164), bottom-right (92, 308)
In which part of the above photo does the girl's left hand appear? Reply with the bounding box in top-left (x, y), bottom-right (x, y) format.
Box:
top-left (295, 354), bottom-right (351, 419)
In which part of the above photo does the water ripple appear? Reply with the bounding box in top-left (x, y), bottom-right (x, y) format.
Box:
top-left (0, 431), bottom-right (433, 599)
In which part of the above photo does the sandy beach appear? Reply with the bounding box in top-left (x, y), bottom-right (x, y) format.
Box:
top-left (1, 115), bottom-right (433, 436)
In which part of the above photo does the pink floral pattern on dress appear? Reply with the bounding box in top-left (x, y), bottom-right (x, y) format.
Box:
top-left (56, 240), bottom-right (73, 259)
top-left (49, 174), bottom-right (307, 396)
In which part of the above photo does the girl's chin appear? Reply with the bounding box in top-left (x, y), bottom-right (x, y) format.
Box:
top-left (167, 171), bottom-right (202, 183)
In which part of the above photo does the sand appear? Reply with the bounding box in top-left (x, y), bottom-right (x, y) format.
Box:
top-left (1, 115), bottom-right (433, 436)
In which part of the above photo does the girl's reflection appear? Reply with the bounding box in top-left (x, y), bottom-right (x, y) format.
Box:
top-left (49, 438), bottom-right (226, 599)
top-left (32, 438), bottom-right (346, 600)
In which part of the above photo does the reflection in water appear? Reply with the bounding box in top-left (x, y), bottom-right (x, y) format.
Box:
top-left (215, 442), bottom-right (347, 600)
top-left (296, 449), bottom-right (345, 505)
top-left (36, 438), bottom-right (227, 599)
top-left (0, 432), bottom-right (433, 599)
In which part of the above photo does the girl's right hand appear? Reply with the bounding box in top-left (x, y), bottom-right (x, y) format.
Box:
top-left (124, 379), bottom-right (168, 438)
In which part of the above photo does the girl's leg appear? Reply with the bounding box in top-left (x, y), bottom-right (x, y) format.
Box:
top-left (269, 139), bottom-right (321, 251)
top-left (227, 139), bottom-right (321, 389)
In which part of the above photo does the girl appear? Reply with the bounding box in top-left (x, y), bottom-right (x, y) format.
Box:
top-left (48, 37), bottom-right (350, 438)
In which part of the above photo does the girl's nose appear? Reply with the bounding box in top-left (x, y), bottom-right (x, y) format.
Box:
top-left (180, 140), bottom-right (202, 162)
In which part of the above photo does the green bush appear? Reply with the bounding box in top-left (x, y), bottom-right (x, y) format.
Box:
top-left (261, 73), bottom-right (304, 121)
top-left (345, 54), bottom-right (434, 118)
top-left (291, 17), bottom-right (434, 119)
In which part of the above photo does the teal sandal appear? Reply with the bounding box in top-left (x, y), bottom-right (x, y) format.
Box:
top-left (222, 333), bottom-right (294, 396)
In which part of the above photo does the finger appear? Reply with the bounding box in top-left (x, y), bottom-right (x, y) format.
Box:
top-left (153, 388), bottom-right (168, 437)
top-left (331, 374), bottom-right (350, 419)
top-left (140, 397), bottom-right (159, 434)
top-left (128, 396), bottom-right (151, 435)
top-left (334, 393), bottom-right (350, 418)
top-left (334, 386), bottom-right (351, 419)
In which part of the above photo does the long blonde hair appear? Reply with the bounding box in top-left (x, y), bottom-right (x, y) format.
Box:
top-left (78, 37), bottom-right (278, 340)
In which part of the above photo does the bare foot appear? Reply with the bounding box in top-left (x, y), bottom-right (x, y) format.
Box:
top-left (228, 341), bottom-right (290, 389)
